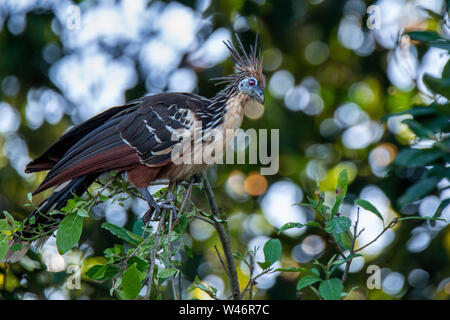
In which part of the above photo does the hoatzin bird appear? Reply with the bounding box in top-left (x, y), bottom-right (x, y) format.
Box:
top-left (3, 36), bottom-right (265, 263)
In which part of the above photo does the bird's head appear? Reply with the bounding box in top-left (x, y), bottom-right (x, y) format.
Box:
top-left (217, 35), bottom-right (265, 105)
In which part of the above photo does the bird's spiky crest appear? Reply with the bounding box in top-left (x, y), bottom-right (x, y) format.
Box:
top-left (213, 34), bottom-right (264, 92)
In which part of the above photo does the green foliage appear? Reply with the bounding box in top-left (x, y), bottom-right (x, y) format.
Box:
top-left (388, 28), bottom-right (450, 212)
top-left (56, 213), bottom-right (83, 255)
top-left (276, 169), bottom-right (444, 300)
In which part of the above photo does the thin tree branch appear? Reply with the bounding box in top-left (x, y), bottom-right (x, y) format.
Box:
top-left (202, 172), bottom-right (241, 300)
top-left (145, 209), bottom-right (167, 300)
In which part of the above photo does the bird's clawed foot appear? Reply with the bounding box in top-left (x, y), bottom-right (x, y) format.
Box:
top-left (139, 187), bottom-right (178, 224)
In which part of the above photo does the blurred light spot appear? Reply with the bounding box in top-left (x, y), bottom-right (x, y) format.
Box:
top-left (301, 235), bottom-right (325, 255)
top-left (1, 75), bottom-right (20, 96)
top-left (349, 82), bottom-right (375, 106)
top-left (382, 272), bottom-right (405, 296)
top-left (157, 3), bottom-right (198, 51)
top-left (407, 269), bottom-right (429, 288)
top-left (0, 102), bottom-right (20, 133)
top-left (343, 0), bottom-right (366, 17)
top-left (306, 160), bottom-right (327, 181)
top-left (269, 70), bottom-right (294, 99)
top-left (42, 42), bottom-right (61, 64)
top-left (306, 143), bottom-right (335, 160)
top-left (407, 227), bottom-right (431, 252)
top-left (262, 48), bottom-right (283, 72)
top-left (225, 170), bottom-right (249, 201)
top-left (291, 243), bottom-right (314, 263)
top-left (261, 181), bottom-right (306, 237)
top-left (334, 102), bottom-right (365, 128)
top-left (242, 213), bottom-right (272, 237)
top-left (305, 41), bottom-right (329, 65)
top-left (26, 88), bottom-right (67, 129)
top-left (244, 173), bottom-right (268, 196)
top-left (319, 118), bottom-right (341, 138)
top-left (338, 15), bottom-right (364, 50)
top-left (7, 14), bottom-right (26, 35)
top-left (168, 68), bottom-right (197, 92)
top-left (105, 201), bottom-right (128, 227)
top-left (190, 218), bottom-right (214, 241)
top-left (244, 99), bottom-right (264, 119)
top-left (233, 15), bottom-right (249, 32)
top-left (418, 196), bottom-right (440, 217)
top-left (284, 85), bottom-right (310, 112)
top-left (369, 143), bottom-right (397, 177)
top-left (3, 134), bottom-right (31, 177)
top-left (303, 93), bottom-right (324, 115)
top-left (437, 277), bottom-right (450, 294)
top-left (51, 49), bottom-right (137, 120)
top-left (387, 46), bottom-right (418, 91)
top-left (140, 39), bottom-right (180, 74)
top-left (189, 28), bottom-right (231, 68)
top-left (342, 121), bottom-right (383, 149)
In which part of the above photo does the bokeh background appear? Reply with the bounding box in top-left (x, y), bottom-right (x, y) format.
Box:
top-left (0, 0), bottom-right (449, 300)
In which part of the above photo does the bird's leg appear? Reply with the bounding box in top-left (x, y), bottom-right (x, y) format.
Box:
top-left (138, 187), bottom-right (162, 223)
top-left (139, 186), bottom-right (179, 224)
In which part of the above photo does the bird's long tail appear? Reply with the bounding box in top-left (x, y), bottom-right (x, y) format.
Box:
top-left (2, 174), bottom-right (98, 263)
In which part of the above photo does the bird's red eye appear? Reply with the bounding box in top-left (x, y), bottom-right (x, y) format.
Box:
top-left (248, 78), bottom-right (256, 86)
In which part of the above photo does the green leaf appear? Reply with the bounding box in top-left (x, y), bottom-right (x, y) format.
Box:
top-left (277, 222), bottom-right (304, 235)
top-left (101, 222), bottom-right (141, 246)
top-left (85, 265), bottom-right (105, 280)
top-left (397, 177), bottom-right (439, 208)
top-left (319, 278), bottom-right (343, 300)
top-left (398, 216), bottom-right (446, 222)
top-left (406, 31), bottom-right (442, 42)
top-left (432, 198), bottom-right (450, 222)
top-left (305, 221), bottom-right (322, 228)
top-left (296, 275), bottom-right (322, 291)
top-left (122, 264), bottom-right (143, 300)
top-left (336, 169), bottom-right (348, 197)
top-left (325, 216), bottom-right (352, 234)
top-left (331, 170), bottom-right (348, 217)
top-left (275, 267), bottom-right (303, 272)
top-left (402, 119), bottom-right (435, 139)
top-left (394, 148), bottom-right (445, 167)
top-left (0, 233), bottom-right (9, 261)
top-left (76, 208), bottom-right (89, 218)
top-left (127, 256), bottom-right (149, 273)
top-left (262, 239), bottom-right (282, 267)
top-left (354, 199), bottom-right (384, 221)
top-left (159, 268), bottom-right (178, 279)
top-left (85, 264), bottom-right (120, 281)
top-left (382, 106), bottom-right (436, 121)
top-left (56, 213), bottom-right (83, 255)
top-left (423, 73), bottom-right (450, 99)
top-left (0, 219), bottom-right (9, 232)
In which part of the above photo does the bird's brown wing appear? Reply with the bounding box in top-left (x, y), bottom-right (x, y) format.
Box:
top-left (25, 103), bottom-right (139, 173)
top-left (118, 94), bottom-right (202, 167)
top-left (32, 93), bottom-right (209, 194)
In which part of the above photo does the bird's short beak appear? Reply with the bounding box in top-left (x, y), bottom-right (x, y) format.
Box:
top-left (253, 86), bottom-right (265, 105)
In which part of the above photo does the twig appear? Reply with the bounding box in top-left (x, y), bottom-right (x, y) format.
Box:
top-left (214, 245), bottom-right (228, 274)
top-left (167, 198), bottom-right (178, 300)
top-left (202, 172), bottom-right (241, 300)
top-left (354, 218), bottom-right (397, 253)
top-left (145, 209), bottom-right (167, 300)
top-left (342, 208), bottom-right (360, 283)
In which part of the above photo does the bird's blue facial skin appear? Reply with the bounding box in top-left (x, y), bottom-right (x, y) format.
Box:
top-left (238, 77), bottom-right (265, 105)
